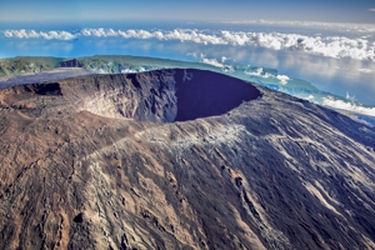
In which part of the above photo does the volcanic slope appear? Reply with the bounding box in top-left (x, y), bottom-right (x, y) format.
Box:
top-left (0, 69), bottom-right (374, 250)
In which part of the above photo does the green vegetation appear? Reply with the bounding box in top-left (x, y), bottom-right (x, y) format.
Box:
top-left (0, 57), bottom-right (63, 78)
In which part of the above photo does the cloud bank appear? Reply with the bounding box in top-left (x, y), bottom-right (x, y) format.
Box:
top-left (3, 28), bottom-right (375, 61)
top-left (322, 96), bottom-right (375, 117)
top-left (4, 29), bottom-right (76, 40)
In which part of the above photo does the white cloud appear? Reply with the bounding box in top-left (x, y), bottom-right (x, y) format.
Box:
top-left (197, 55), bottom-right (234, 73)
top-left (201, 57), bottom-right (225, 68)
top-left (368, 8), bottom-right (375, 12)
top-left (322, 96), bottom-right (375, 117)
top-left (276, 74), bottom-right (290, 85)
top-left (3, 28), bottom-right (375, 61)
top-left (359, 68), bottom-right (374, 74)
top-left (245, 67), bottom-right (264, 77)
top-left (41, 31), bottom-right (76, 40)
top-left (306, 95), bottom-right (315, 101)
top-left (245, 68), bottom-right (290, 85)
top-left (345, 92), bottom-right (356, 102)
top-left (4, 29), bottom-right (76, 40)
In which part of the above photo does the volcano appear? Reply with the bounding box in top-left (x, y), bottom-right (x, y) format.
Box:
top-left (0, 69), bottom-right (374, 249)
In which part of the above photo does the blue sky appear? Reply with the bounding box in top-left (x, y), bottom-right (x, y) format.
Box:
top-left (0, 0), bottom-right (374, 23)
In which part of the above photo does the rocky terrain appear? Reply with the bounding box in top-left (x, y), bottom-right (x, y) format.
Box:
top-left (0, 69), bottom-right (374, 249)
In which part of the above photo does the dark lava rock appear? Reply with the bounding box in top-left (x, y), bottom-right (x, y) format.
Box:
top-left (73, 213), bottom-right (84, 223)
top-left (0, 69), bottom-right (374, 249)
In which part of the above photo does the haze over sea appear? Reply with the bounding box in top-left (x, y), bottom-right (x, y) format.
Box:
top-left (1, 20), bottom-right (375, 116)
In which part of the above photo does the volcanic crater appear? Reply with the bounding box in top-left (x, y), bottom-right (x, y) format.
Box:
top-left (76, 69), bottom-right (261, 123)
top-left (1, 69), bottom-right (261, 123)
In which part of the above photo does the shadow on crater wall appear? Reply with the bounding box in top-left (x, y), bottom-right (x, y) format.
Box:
top-left (174, 70), bottom-right (261, 122)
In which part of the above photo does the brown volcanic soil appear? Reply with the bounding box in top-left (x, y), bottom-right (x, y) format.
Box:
top-left (0, 69), bottom-right (374, 250)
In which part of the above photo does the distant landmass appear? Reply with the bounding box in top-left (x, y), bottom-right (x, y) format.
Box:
top-left (0, 67), bottom-right (374, 249)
